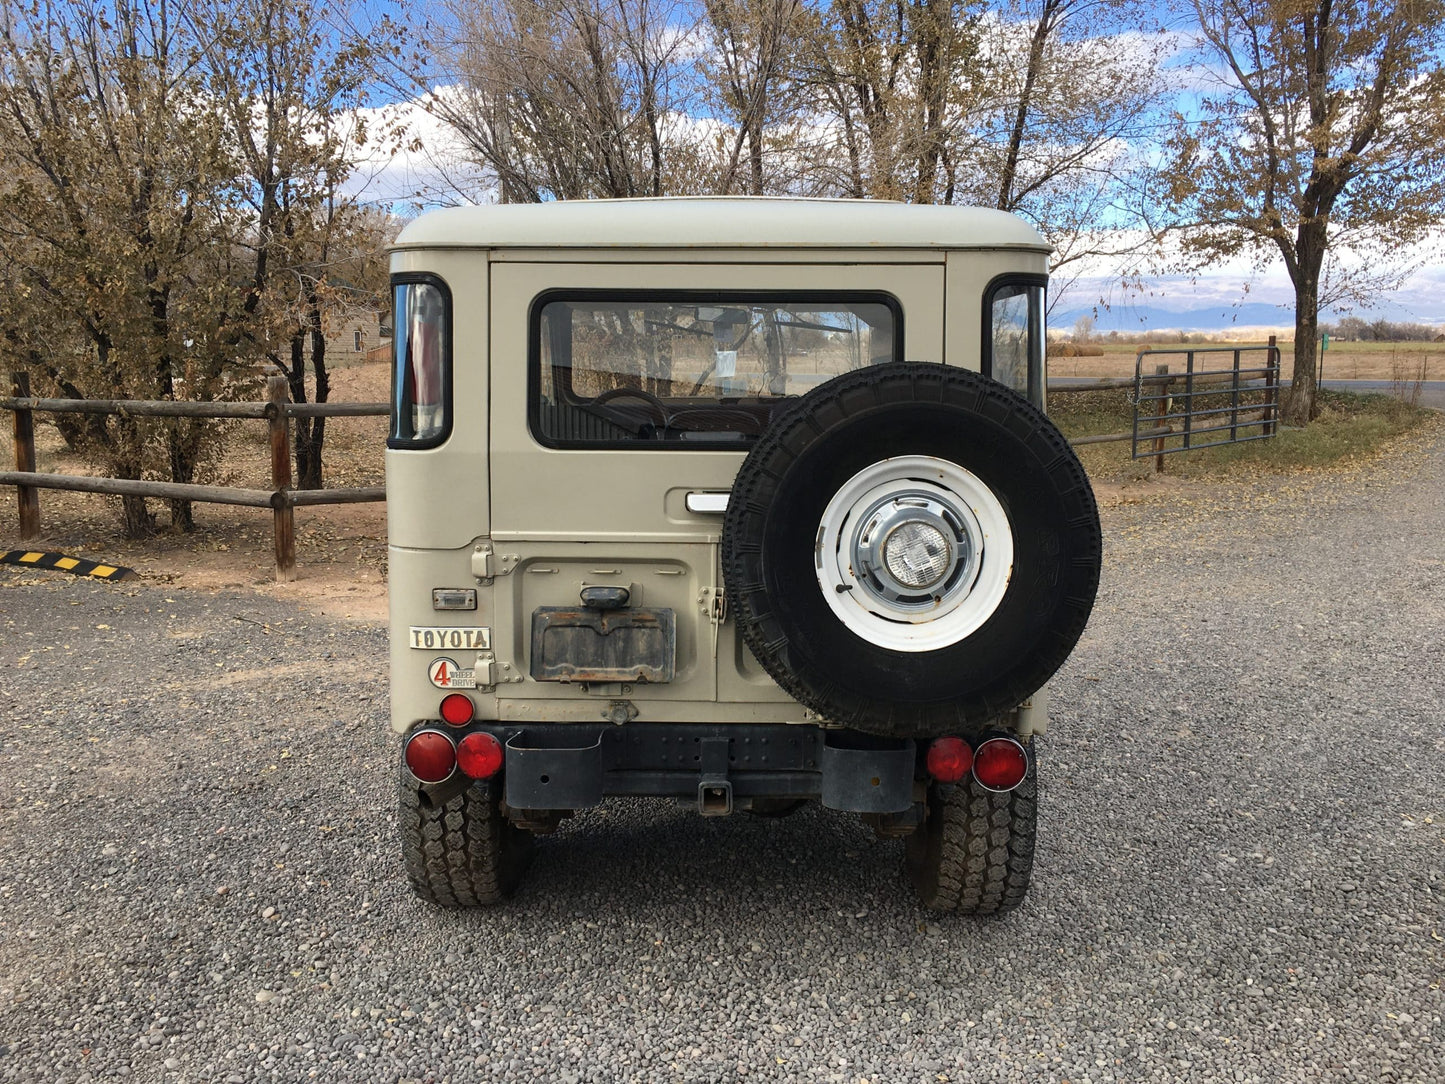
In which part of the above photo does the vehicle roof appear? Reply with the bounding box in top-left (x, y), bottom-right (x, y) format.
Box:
top-left (392, 198), bottom-right (1050, 252)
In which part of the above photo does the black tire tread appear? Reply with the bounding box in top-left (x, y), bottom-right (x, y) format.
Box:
top-left (398, 766), bottom-right (533, 907)
top-left (907, 758), bottom-right (1037, 915)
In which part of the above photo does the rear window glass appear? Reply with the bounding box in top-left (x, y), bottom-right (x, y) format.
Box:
top-left (532, 294), bottom-right (900, 447)
top-left (389, 277), bottom-right (450, 448)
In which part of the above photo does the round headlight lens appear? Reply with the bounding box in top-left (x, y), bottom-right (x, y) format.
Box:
top-left (882, 520), bottom-right (951, 589)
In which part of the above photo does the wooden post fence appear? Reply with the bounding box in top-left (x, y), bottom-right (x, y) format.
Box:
top-left (0, 372), bottom-right (386, 579)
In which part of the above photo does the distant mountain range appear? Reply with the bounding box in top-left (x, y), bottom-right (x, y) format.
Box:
top-left (1052, 301), bottom-right (1301, 333)
top-left (1053, 291), bottom-right (1445, 334)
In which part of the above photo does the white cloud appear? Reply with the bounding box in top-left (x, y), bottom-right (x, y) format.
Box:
top-left (344, 90), bottom-right (494, 210)
top-left (1054, 232), bottom-right (1445, 329)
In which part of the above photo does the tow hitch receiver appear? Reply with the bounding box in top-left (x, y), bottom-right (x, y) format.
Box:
top-left (697, 735), bottom-right (733, 815)
top-left (698, 781), bottom-right (733, 816)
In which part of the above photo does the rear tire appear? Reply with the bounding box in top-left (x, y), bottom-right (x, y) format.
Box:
top-left (906, 750), bottom-right (1037, 914)
top-left (398, 765), bottom-right (534, 907)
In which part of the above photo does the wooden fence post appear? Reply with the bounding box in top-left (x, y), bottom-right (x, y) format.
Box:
top-left (1152, 363), bottom-right (1170, 474)
top-left (11, 371), bottom-right (40, 539)
top-left (267, 375), bottom-right (295, 582)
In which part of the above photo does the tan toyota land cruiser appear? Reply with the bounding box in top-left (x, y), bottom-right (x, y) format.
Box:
top-left (387, 198), bottom-right (1101, 914)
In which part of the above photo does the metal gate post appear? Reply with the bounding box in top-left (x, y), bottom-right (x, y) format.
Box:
top-left (1153, 364), bottom-right (1170, 473)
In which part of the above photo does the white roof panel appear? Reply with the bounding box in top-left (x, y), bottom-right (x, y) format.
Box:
top-left (393, 198), bottom-right (1049, 253)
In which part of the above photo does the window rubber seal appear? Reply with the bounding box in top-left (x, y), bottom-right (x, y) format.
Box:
top-left (981, 272), bottom-right (1048, 407)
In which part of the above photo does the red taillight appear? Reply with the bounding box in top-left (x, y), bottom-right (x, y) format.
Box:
top-left (404, 730), bottom-right (456, 783)
top-left (440, 693), bottom-right (475, 726)
top-left (457, 731), bottom-right (504, 780)
top-left (925, 737), bottom-right (973, 783)
top-left (972, 737), bottom-right (1029, 792)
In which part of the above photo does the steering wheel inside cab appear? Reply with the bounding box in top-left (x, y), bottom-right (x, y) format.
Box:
top-left (589, 386), bottom-right (671, 438)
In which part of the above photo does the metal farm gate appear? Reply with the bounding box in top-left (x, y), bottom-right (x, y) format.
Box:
top-left (1132, 344), bottom-right (1281, 463)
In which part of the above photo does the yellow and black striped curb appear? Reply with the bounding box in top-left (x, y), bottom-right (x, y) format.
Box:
top-left (1, 550), bottom-right (138, 581)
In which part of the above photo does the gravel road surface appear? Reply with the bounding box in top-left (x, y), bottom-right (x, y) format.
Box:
top-left (3, 422), bottom-right (1442, 1084)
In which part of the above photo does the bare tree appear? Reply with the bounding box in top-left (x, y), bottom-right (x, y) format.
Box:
top-left (958, 0), bottom-right (1168, 305)
top-left (425, 0), bottom-right (700, 201)
top-left (1162, 0), bottom-right (1445, 425)
top-left (201, 0), bottom-right (397, 488)
top-left (0, 0), bottom-right (238, 535)
top-left (701, 0), bottom-right (807, 194)
top-left (797, 0), bottom-right (985, 202)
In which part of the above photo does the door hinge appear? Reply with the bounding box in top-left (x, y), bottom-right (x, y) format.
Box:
top-left (699, 586), bottom-right (727, 660)
top-left (699, 586), bottom-right (727, 625)
top-left (471, 542), bottom-right (494, 584)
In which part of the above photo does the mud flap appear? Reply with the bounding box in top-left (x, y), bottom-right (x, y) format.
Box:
top-left (819, 732), bottom-right (915, 813)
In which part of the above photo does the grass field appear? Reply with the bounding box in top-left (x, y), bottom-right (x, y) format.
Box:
top-left (1047, 338), bottom-right (1443, 383)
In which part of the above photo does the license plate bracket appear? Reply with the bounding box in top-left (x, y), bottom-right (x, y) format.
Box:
top-left (529, 607), bottom-right (676, 684)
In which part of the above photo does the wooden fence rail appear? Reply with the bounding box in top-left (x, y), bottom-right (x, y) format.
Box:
top-left (4, 372), bottom-right (386, 581)
top-left (7, 354), bottom-right (1280, 579)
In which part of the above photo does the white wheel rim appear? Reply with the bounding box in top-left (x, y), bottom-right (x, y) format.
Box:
top-left (814, 455), bottom-right (1013, 653)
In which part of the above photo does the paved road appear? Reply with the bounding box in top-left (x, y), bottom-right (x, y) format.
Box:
top-left (2, 423), bottom-right (1442, 1083)
top-left (1321, 380), bottom-right (1445, 410)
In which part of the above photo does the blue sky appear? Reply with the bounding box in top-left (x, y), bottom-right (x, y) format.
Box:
top-left (350, 6), bottom-right (1445, 334)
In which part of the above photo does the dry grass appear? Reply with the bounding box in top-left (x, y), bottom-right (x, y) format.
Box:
top-left (1046, 338), bottom-right (1445, 382)
top-left (1051, 386), bottom-right (1437, 487)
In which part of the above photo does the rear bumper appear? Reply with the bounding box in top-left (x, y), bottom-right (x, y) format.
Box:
top-left (459, 723), bottom-right (918, 814)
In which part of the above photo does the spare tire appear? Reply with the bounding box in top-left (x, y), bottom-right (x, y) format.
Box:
top-left (721, 362), bottom-right (1100, 739)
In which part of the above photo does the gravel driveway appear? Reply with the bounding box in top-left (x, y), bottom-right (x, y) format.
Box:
top-left (3, 423), bottom-right (1442, 1084)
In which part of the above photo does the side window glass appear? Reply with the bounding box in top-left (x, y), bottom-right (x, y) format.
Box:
top-left (986, 280), bottom-right (1045, 400)
top-left (389, 279), bottom-right (450, 447)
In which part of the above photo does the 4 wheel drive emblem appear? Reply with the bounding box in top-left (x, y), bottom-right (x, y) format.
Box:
top-left (428, 657), bottom-right (477, 689)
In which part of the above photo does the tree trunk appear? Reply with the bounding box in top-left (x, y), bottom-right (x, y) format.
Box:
top-left (40, 364), bottom-right (113, 452)
top-left (298, 302), bottom-right (329, 490)
top-left (997, 0), bottom-right (1055, 211)
top-left (748, 122), bottom-right (765, 195)
top-left (287, 329), bottom-right (311, 487)
top-left (1282, 224), bottom-right (1327, 426)
top-left (111, 407), bottom-right (155, 539)
top-left (841, 105), bottom-right (864, 198)
top-left (121, 494), bottom-right (154, 539)
top-left (911, 0), bottom-right (946, 204)
top-left (167, 423), bottom-right (198, 532)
